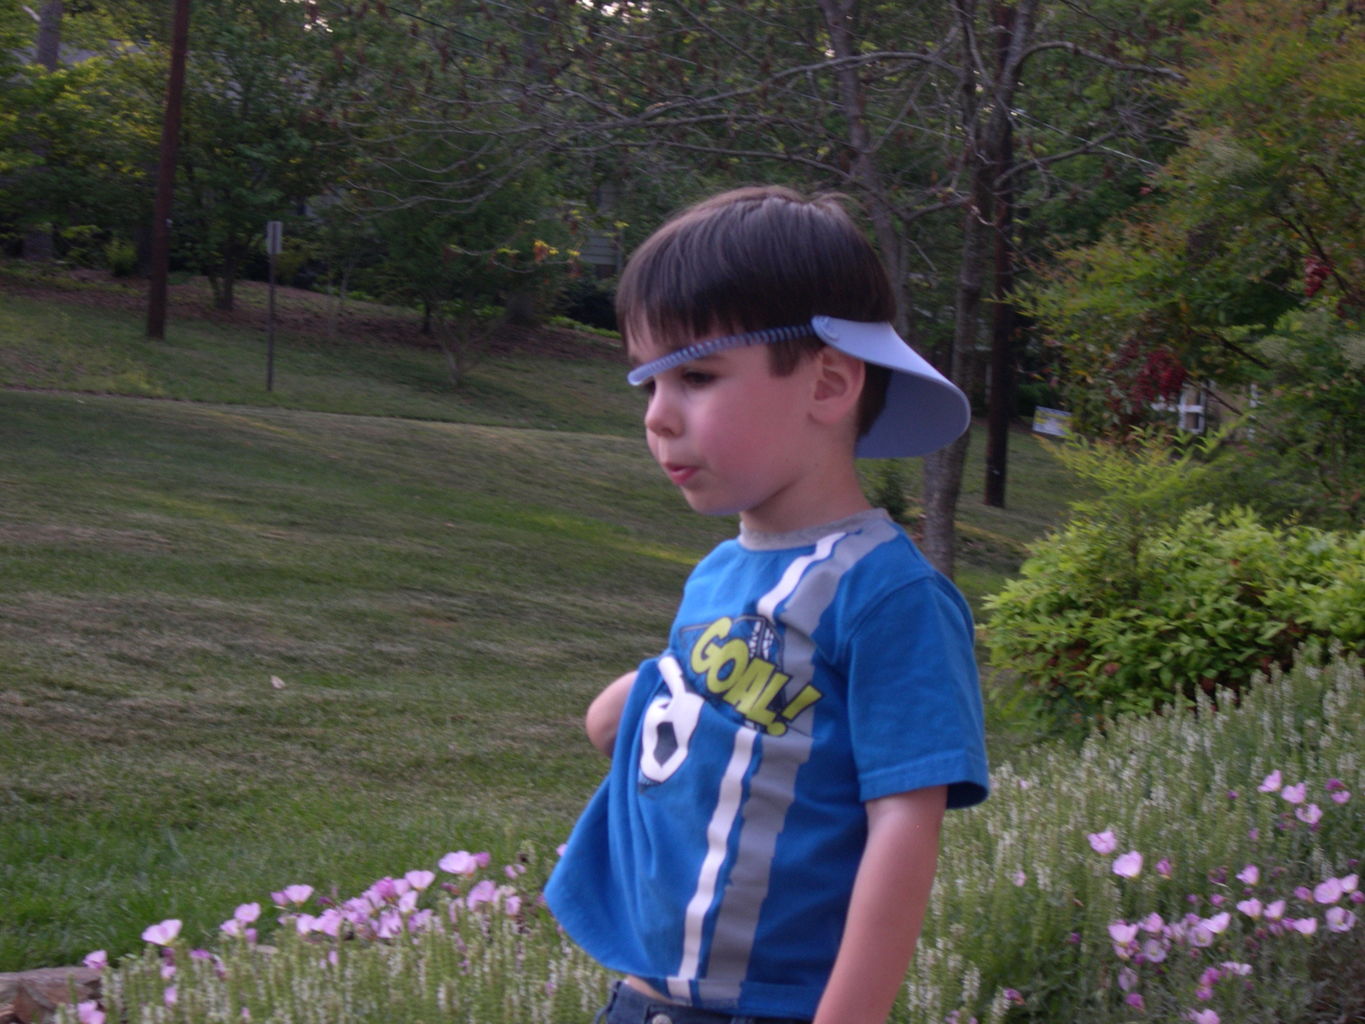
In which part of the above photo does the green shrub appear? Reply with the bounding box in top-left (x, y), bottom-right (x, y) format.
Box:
top-left (867, 459), bottom-right (910, 522)
top-left (984, 506), bottom-right (1365, 723)
top-left (104, 238), bottom-right (137, 277)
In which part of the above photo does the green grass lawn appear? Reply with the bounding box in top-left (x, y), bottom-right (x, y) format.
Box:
top-left (0, 272), bottom-right (1084, 970)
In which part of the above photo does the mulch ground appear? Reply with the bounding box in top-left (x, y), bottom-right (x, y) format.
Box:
top-left (1, 266), bottom-right (621, 363)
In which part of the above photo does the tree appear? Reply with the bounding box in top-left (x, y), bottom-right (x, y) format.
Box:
top-left (171, 0), bottom-right (345, 309)
top-left (1024, 0), bottom-right (1364, 524)
top-left (0, 5), bottom-right (162, 269)
top-left (501, 0), bottom-right (1194, 575)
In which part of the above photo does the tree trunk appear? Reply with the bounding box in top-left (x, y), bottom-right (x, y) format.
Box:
top-left (816, 0), bottom-right (916, 340)
top-left (920, 171), bottom-right (989, 577)
top-left (983, 0), bottom-right (1019, 509)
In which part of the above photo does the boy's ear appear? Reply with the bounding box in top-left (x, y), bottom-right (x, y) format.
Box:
top-left (809, 347), bottom-right (865, 428)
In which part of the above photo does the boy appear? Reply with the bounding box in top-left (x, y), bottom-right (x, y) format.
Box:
top-left (545, 186), bottom-right (989, 1024)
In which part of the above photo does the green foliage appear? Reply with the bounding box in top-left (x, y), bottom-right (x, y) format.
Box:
top-left (1205, 302), bottom-right (1365, 529)
top-left (867, 459), bottom-right (911, 522)
top-left (986, 504), bottom-right (1365, 722)
top-left (983, 429), bottom-right (1365, 725)
top-left (1025, 0), bottom-right (1365, 438)
top-left (103, 238), bottom-right (137, 277)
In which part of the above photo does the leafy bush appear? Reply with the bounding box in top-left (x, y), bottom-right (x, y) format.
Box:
top-left (984, 505), bottom-right (1365, 723)
top-left (867, 459), bottom-right (910, 522)
top-left (102, 239), bottom-right (137, 277)
top-left (1205, 302), bottom-right (1365, 530)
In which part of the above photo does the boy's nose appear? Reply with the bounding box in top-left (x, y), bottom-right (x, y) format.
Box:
top-left (643, 387), bottom-right (681, 438)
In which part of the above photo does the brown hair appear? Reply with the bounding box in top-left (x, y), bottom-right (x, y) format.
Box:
top-left (616, 186), bottom-right (894, 437)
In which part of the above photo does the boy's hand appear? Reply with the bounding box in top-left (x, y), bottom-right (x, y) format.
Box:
top-left (812, 785), bottom-right (947, 1024)
top-left (585, 671), bottom-right (636, 755)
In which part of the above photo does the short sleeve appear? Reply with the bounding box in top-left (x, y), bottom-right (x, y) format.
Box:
top-left (842, 575), bottom-right (989, 809)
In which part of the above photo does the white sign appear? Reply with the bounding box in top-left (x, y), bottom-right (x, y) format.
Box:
top-left (265, 220), bottom-right (283, 256)
top-left (1032, 406), bottom-right (1073, 438)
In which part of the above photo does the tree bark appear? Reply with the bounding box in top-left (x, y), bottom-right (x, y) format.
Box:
top-left (983, 0), bottom-right (1019, 509)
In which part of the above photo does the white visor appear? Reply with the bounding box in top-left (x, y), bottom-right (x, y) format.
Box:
top-left (626, 316), bottom-right (970, 458)
top-left (811, 316), bottom-right (970, 458)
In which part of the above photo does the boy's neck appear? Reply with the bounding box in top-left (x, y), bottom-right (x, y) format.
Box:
top-left (737, 457), bottom-right (870, 535)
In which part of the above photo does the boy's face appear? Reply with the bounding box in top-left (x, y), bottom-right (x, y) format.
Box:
top-left (629, 330), bottom-right (854, 533)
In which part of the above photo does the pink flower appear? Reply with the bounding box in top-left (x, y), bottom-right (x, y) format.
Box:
top-left (1012, 871), bottom-right (1027, 887)
top-left (375, 908), bottom-right (403, 939)
top-left (1118, 967), bottom-right (1138, 992)
top-left (1265, 900), bottom-right (1286, 921)
top-left (1142, 938), bottom-right (1168, 963)
top-left (1315, 878), bottom-right (1344, 904)
top-left (234, 902), bottom-right (261, 923)
top-left (1281, 782), bottom-right (1307, 804)
top-left (1203, 912), bottom-right (1231, 934)
top-left (1237, 898), bottom-right (1263, 919)
top-left (1188, 1009), bottom-right (1220, 1024)
top-left (409, 908), bottom-right (436, 933)
top-left (1296, 803), bottom-right (1323, 825)
top-left (1326, 907), bottom-right (1356, 932)
top-left (1113, 851), bottom-right (1144, 878)
top-left (1139, 912), bottom-right (1165, 933)
top-left (273, 885), bottom-right (313, 906)
top-left (76, 1001), bottom-right (105, 1024)
top-left (1333, 790), bottom-right (1353, 804)
top-left (1002, 989), bottom-right (1025, 1006)
top-left (1088, 830), bottom-right (1118, 854)
top-left (164, 986), bottom-right (177, 1007)
top-left (1156, 857), bottom-right (1173, 879)
top-left (466, 879), bottom-right (498, 909)
top-left (82, 951), bottom-right (107, 971)
top-left (1342, 874), bottom-right (1360, 894)
top-left (1236, 864), bottom-right (1259, 886)
top-left (1125, 993), bottom-right (1145, 1010)
top-left (1290, 917), bottom-right (1318, 936)
top-left (141, 920), bottom-right (181, 946)
top-left (1257, 770), bottom-right (1282, 793)
top-left (405, 870), bottom-right (435, 891)
top-left (440, 851), bottom-right (483, 876)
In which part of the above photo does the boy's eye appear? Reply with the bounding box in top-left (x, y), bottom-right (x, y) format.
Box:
top-left (681, 370), bottom-right (715, 386)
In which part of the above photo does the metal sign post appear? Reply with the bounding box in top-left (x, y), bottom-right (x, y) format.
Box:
top-left (265, 220), bottom-right (283, 391)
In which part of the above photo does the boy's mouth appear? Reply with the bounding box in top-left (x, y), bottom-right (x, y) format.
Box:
top-left (662, 463), bottom-right (698, 486)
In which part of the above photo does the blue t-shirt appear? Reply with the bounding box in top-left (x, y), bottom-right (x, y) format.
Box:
top-left (546, 510), bottom-right (988, 1018)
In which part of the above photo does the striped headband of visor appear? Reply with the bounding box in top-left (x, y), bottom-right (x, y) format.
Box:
top-left (625, 324), bottom-right (815, 386)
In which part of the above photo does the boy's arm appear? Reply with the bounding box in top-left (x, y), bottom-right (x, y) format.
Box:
top-left (584, 670), bottom-right (637, 755)
top-left (812, 785), bottom-right (948, 1024)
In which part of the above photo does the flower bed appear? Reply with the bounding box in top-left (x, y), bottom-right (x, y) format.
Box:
top-left (60, 649), bottom-right (1362, 1024)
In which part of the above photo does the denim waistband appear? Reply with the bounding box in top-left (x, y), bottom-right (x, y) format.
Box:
top-left (598, 980), bottom-right (811, 1024)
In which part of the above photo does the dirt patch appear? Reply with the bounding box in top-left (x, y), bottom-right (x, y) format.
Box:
top-left (1, 266), bottom-right (621, 363)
